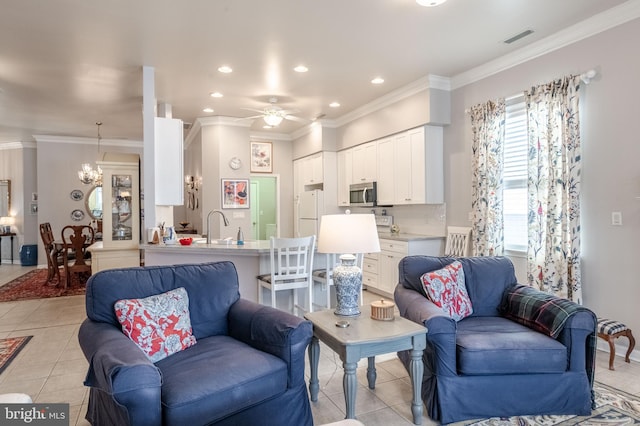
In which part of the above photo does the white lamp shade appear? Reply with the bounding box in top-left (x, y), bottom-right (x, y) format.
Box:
top-left (317, 213), bottom-right (380, 254)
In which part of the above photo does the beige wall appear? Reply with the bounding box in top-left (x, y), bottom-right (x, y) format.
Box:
top-left (445, 19), bottom-right (640, 344)
top-left (35, 136), bottom-right (142, 267)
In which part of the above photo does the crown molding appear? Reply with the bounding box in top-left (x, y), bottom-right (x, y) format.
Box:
top-left (184, 116), bottom-right (254, 149)
top-left (0, 142), bottom-right (35, 150)
top-left (451, 0), bottom-right (640, 89)
top-left (335, 74), bottom-right (450, 127)
top-left (196, 116), bottom-right (253, 128)
top-left (249, 131), bottom-right (292, 142)
top-left (33, 134), bottom-right (142, 148)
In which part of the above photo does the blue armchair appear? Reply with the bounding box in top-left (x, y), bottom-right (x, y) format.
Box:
top-left (78, 261), bottom-right (313, 426)
top-left (394, 256), bottom-right (596, 424)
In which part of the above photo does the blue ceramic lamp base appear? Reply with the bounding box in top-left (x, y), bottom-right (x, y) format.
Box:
top-left (333, 254), bottom-right (362, 317)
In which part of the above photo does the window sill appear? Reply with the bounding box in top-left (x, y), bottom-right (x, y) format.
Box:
top-left (505, 249), bottom-right (526, 258)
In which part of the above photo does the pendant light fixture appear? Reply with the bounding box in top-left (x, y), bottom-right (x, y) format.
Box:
top-left (78, 122), bottom-right (104, 186)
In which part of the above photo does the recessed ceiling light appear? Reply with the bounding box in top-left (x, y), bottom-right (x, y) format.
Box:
top-left (329, 102), bottom-right (341, 108)
top-left (210, 92), bottom-right (223, 98)
top-left (371, 77), bottom-right (385, 85)
top-left (218, 66), bottom-right (233, 73)
top-left (294, 65), bottom-right (309, 73)
top-left (416, 0), bottom-right (447, 6)
top-left (202, 108), bottom-right (214, 113)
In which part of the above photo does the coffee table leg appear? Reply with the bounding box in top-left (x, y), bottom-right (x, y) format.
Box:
top-left (410, 348), bottom-right (424, 425)
top-left (343, 361), bottom-right (358, 419)
top-left (366, 356), bottom-right (376, 389)
top-left (308, 336), bottom-right (320, 402)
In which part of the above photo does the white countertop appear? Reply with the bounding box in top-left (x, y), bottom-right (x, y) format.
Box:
top-left (141, 239), bottom-right (272, 256)
top-left (377, 233), bottom-right (444, 242)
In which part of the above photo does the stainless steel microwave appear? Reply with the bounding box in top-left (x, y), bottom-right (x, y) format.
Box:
top-left (349, 182), bottom-right (377, 207)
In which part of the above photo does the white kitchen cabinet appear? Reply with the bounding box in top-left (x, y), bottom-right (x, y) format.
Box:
top-left (293, 159), bottom-right (304, 198)
top-left (154, 117), bottom-right (184, 205)
top-left (377, 126), bottom-right (444, 206)
top-left (364, 237), bottom-right (444, 296)
top-left (337, 150), bottom-right (352, 206)
top-left (376, 137), bottom-right (395, 206)
top-left (352, 141), bottom-right (377, 183)
top-left (362, 252), bottom-right (379, 290)
top-left (302, 153), bottom-right (324, 186)
top-left (398, 126), bottom-right (443, 204)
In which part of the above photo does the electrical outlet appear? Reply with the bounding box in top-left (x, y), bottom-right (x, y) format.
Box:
top-left (611, 212), bottom-right (622, 226)
top-left (232, 211), bottom-right (245, 219)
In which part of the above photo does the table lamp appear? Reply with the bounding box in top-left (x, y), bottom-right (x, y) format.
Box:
top-left (0, 216), bottom-right (14, 234)
top-left (317, 212), bottom-right (380, 317)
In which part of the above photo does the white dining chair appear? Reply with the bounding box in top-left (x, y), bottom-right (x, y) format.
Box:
top-left (257, 235), bottom-right (316, 316)
top-left (312, 253), bottom-right (364, 310)
top-left (444, 226), bottom-right (472, 257)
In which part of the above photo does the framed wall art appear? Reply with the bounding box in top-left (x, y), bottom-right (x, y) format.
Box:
top-left (221, 179), bottom-right (249, 209)
top-left (250, 141), bottom-right (272, 173)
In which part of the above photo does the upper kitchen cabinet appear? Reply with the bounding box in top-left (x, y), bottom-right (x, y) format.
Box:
top-left (376, 136), bottom-right (395, 206)
top-left (337, 149), bottom-right (353, 207)
top-left (351, 141), bottom-right (377, 183)
top-left (397, 126), bottom-right (443, 204)
top-left (376, 126), bottom-right (444, 205)
top-left (300, 152), bottom-right (324, 187)
top-left (154, 117), bottom-right (184, 205)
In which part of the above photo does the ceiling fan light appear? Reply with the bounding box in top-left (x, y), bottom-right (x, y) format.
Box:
top-left (416, 0), bottom-right (447, 6)
top-left (263, 113), bottom-right (284, 127)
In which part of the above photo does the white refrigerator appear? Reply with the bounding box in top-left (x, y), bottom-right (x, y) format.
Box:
top-left (296, 190), bottom-right (324, 237)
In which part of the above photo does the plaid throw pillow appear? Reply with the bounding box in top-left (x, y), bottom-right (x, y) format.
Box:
top-left (420, 261), bottom-right (473, 321)
top-left (114, 287), bottom-right (197, 362)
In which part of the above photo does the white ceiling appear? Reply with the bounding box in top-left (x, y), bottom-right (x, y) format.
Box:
top-left (0, 0), bottom-right (632, 143)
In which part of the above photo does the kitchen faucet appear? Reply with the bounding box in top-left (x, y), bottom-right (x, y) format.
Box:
top-left (206, 209), bottom-right (230, 244)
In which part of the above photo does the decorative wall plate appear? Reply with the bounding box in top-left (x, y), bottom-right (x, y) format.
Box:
top-left (70, 209), bottom-right (85, 221)
top-left (70, 189), bottom-right (84, 201)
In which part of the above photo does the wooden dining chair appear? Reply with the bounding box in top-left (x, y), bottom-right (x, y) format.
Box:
top-left (61, 225), bottom-right (95, 289)
top-left (39, 222), bottom-right (62, 284)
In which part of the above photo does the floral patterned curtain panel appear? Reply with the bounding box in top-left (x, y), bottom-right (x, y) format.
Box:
top-left (470, 99), bottom-right (506, 257)
top-left (525, 76), bottom-right (582, 302)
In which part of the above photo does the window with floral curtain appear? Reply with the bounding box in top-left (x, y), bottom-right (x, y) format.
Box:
top-left (469, 99), bottom-right (506, 257)
top-left (469, 75), bottom-right (582, 301)
top-left (525, 76), bottom-right (582, 302)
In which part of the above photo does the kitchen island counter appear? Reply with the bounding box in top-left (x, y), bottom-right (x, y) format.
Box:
top-left (142, 241), bottom-right (274, 302)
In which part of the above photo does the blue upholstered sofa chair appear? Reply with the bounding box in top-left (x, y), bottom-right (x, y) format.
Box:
top-left (78, 261), bottom-right (313, 426)
top-left (394, 256), bottom-right (596, 424)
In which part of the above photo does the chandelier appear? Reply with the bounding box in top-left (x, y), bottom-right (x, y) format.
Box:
top-left (78, 122), bottom-right (104, 186)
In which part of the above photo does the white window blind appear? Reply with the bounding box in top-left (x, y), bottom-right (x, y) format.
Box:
top-left (503, 96), bottom-right (528, 252)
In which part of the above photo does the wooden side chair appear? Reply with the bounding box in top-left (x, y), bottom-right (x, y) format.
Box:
top-left (444, 226), bottom-right (472, 257)
top-left (257, 235), bottom-right (316, 316)
top-left (61, 225), bottom-right (95, 289)
top-left (39, 222), bottom-right (64, 284)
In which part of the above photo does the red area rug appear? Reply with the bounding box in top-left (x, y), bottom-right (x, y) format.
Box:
top-left (0, 269), bottom-right (85, 302)
top-left (0, 336), bottom-right (32, 374)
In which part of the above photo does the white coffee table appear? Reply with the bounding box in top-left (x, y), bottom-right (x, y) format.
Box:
top-left (305, 309), bottom-right (427, 425)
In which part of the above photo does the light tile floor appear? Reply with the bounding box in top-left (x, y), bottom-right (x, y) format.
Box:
top-left (0, 264), bottom-right (639, 426)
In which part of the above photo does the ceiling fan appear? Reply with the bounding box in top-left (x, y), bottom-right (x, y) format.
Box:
top-left (241, 97), bottom-right (308, 127)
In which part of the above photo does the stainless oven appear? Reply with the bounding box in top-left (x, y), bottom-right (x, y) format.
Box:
top-left (349, 182), bottom-right (377, 207)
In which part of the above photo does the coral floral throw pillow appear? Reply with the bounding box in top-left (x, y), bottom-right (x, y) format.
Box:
top-left (114, 287), bottom-right (197, 362)
top-left (420, 261), bottom-right (473, 321)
